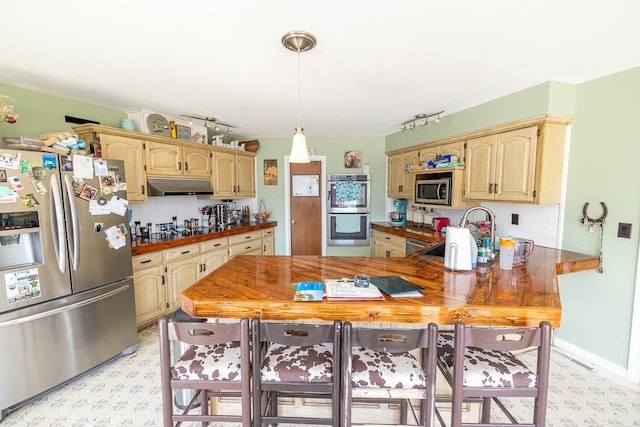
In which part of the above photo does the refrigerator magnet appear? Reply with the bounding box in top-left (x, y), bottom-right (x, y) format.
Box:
top-left (0, 169), bottom-right (6, 182)
top-left (0, 152), bottom-right (20, 170)
top-left (42, 154), bottom-right (57, 170)
top-left (32, 180), bottom-right (47, 195)
top-left (94, 159), bottom-right (109, 176)
top-left (9, 176), bottom-right (23, 191)
top-left (20, 193), bottom-right (40, 208)
top-left (32, 166), bottom-right (45, 180)
top-left (78, 184), bottom-right (98, 201)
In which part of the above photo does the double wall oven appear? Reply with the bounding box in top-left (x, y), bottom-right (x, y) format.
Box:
top-left (327, 174), bottom-right (370, 246)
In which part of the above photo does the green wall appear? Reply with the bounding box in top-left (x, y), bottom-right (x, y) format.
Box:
top-left (558, 66), bottom-right (640, 368)
top-left (0, 83), bottom-right (125, 140)
top-left (256, 136), bottom-right (387, 256)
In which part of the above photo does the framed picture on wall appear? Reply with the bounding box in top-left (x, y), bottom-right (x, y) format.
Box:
top-left (344, 150), bottom-right (362, 168)
top-left (264, 159), bottom-right (278, 185)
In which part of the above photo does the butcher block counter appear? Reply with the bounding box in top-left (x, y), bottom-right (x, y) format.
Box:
top-left (181, 246), bottom-right (598, 327)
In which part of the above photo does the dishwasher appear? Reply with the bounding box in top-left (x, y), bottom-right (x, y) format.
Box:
top-left (405, 238), bottom-right (429, 254)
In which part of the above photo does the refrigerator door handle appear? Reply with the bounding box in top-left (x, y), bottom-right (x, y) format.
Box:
top-left (63, 175), bottom-right (80, 270)
top-left (49, 173), bottom-right (67, 273)
top-left (0, 283), bottom-right (131, 328)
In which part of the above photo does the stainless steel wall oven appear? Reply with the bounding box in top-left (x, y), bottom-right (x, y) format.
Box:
top-left (327, 174), bottom-right (370, 245)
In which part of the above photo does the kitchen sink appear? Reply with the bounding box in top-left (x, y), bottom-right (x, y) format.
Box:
top-left (417, 241), bottom-right (445, 259)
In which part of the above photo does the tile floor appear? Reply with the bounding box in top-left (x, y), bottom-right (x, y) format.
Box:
top-left (2, 325), bottom-right (640, 426)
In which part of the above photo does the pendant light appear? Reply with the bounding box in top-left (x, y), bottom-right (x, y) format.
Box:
top-left (282, 31), bottom-right (316, 163)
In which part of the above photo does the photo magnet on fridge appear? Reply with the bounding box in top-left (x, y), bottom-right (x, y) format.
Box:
top-left (43, 154), bottom-right (57, 170)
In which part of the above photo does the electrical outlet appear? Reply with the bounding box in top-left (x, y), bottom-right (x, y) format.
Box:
top-left (618, 223), bottom-right (632, 239)
top-left (511, 214), bottom-right (519, 225)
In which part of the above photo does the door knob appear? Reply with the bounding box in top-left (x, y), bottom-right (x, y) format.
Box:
top-left (292, 220), bottom-right (296, 224)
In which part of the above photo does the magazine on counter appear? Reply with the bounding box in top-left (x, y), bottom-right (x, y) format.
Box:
top-left (324, 279), bottom-right (385, 301)
top-left (369, 276), bottom-right (424, 298)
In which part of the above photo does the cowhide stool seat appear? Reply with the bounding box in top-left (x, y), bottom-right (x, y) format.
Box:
top-left (251, 319), bottom-right (342, 426)
top-left (435, 321), bottom-right (552, 427)
top-left (340, 322), bottom-right (439, 426)
top-left (158, 317), bottom-right (251, 427)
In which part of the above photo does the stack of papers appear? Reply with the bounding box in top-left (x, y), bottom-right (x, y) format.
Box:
top-left (324, 279), bottom-right (385, 300)
top-left (369, 276), bottom-right (424, 298)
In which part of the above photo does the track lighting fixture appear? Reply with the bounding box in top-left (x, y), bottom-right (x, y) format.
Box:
top-left (400, 110), bottom-right (445, 132)
top-left (180, 115), bottom-right (235, 133)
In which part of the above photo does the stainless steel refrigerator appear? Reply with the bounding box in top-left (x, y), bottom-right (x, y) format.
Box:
top-left (0, 149), bottom-right (138, 420)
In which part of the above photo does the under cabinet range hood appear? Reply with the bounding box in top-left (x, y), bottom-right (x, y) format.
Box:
top-left (147, 177), bottom-right (214, 196)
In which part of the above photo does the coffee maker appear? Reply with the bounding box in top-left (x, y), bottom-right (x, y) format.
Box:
top-left (390, 199), bottom-right (407, 226)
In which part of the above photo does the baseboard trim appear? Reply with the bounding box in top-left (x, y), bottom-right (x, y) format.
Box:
top-left (554, 338), bottom-right (628, 380)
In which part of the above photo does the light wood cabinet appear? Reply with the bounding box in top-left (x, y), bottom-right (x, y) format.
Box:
top-left (464, 126), bottom-right (537, 202)
top-left (372, 230), bottom-right (405, 257)
top-left (228, 230), bottom-right (263, 258)
top-left (130, 227), bottom-right (274, 326)
top-left (418, 141), bottom-right (463, 164)
top-left (199, 237), bottom-right (229, 277)
top-left (74, 130), bottom-right (148, 202)
top-left (165, 243), bottom-right (201, 311)
top-left (262, 229), bottom-right (275, 255)
top-left (131, 252), bottom-right (165, 327)
top-left (146, 141), bottom-right (211, 177)
top-left (212, 151), bottom-right (256, 198)
top-left (387, 151), bottom-right (418, 198)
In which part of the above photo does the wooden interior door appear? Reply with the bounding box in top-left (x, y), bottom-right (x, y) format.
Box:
top-left (290, 161), bottom-right (322, 255)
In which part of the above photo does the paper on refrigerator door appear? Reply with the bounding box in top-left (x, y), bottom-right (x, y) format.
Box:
top-left (104, 224), bottom-right (127, 249)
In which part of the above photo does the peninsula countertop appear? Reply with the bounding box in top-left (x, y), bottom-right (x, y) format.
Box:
top-left (181, 246), bottom-right (599, 327)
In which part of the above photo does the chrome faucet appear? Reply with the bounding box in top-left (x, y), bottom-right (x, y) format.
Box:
top-left (460, 206), bottom-right (496, 248)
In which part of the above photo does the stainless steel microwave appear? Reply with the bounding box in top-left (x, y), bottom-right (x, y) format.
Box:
top-left (415, 177), bottom-right (451, 205)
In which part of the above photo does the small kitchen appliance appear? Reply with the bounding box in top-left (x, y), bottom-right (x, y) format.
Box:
top-left (432, 217), bottom-right (450, 232)
top-left (390, 199), bottom-right (407, 226)
top-left (444, 226), bottom-right (477, 271)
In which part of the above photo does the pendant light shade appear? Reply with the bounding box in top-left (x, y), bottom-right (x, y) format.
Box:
top-left (290, 127), bottom-right (310, 163)
top-left (282, 31), bottom-right (316, 164)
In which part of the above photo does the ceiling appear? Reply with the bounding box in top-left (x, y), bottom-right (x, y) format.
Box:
top-left (2, 0), bottom-right (639, 139)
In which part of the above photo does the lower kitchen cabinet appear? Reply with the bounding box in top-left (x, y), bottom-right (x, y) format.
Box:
top-left (229, 230), bottom-right (263, 258)
top-left (372, 230), bottom-right (406, 257)
top-left (165, 244), bottom-right (202, 312)
top-left (262, 229), bottom-right (275, 255)
top-left (131, 227), bottom-right (275, 327)
top-left (132, 252), bottom-right (166, 327)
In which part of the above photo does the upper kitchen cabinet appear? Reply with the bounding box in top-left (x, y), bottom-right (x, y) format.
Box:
top-left (73, 125), bottom-right (148, 202)
top-left (463, 117), bottom-right (574, 204)
top-left (212, 151), bottom-right (256, 199)
top-left (418, 141), bottom-right (464, 164)
top-left (465, 126), bottom-right (537, 202)
top-left (387, 150), bottom-right (418, 198)
top-left (146, 141), bottom-right (211, 177)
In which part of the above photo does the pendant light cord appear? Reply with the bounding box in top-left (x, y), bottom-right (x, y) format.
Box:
top-left (297, 49), bottom-right (302, 129)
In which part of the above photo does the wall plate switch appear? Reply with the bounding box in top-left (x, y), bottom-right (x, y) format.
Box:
top-left (618, 223), bottom-right (632, 239)
top-left (511, 213), bottom-right (519, 225)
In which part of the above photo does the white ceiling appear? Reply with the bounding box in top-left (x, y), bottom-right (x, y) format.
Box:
top-left (2, 0), bottom-right (639, 139)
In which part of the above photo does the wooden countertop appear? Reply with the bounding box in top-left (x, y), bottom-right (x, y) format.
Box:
top-left (131, 221), bottom-right (277, 256)
top-left (371, 222), bottom-right (445, 243)
top-left (181, 246), bottom-right (599, 327)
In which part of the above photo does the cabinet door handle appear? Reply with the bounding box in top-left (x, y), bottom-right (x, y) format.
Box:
top-left (399, 185), bottom-right (403, 192)
top-left (386, 250), bottom-right (390, 257)
top-left (161, 276), bottom-right (165, 285)
top-left (185, 162), bottom-right (189, 171)
top-left (140, 259), bottom-right (152, 264)
top-left (181, 250), bottom-right (190, 255)
top-left (178, 161), bottom-right (182, 170)
top-left (488, 183), bottom-right (493, 193)
top-left (141, 185), bottom-right (145, 195)
top-left (494, 183), bottom-right (498, 193)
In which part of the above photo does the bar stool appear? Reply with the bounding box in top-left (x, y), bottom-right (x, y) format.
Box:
top-left (341, 322), bottom-right (439, 426)
top-left (158, 316), bottom-right (251, 427)
top-left (251, 318), bottom-right (342, 426)
top-left (436, 321), bottom-right (552, 427)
